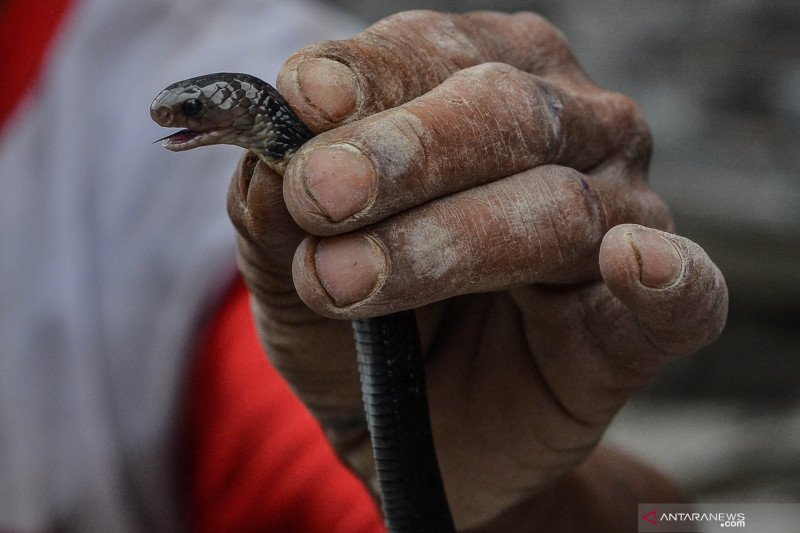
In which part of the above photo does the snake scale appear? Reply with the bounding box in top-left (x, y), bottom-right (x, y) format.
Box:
top-left (151, 73), bottom-right (455, 533)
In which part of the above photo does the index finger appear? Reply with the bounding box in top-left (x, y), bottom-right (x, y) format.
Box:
top-left (276, 11), bottom-right (590, 132)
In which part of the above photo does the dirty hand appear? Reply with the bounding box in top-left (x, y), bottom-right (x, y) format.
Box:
top-left (227, 10), bottom-right (728, 531)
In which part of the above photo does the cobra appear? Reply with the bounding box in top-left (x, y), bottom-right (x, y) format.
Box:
top-left (151, 73), bottom-right (455, 533)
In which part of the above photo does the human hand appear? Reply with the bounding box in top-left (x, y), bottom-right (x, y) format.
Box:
top-left (227, 10), bottom-right (728, 530)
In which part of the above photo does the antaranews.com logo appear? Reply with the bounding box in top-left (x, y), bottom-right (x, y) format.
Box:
top-left (641, 507), bottom-right (745, 528)
top-left (638, 503), bottom-right (800, 532)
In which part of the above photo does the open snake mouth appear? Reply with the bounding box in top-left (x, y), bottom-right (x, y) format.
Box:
top-left (154, 128), bottom-right (224, 151)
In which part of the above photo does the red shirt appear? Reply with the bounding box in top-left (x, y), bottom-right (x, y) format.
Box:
top-left (186, 279), bottom-right (384, 532)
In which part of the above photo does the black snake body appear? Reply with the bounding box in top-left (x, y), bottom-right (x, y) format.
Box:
top-left (151, 73), bottom-right (455, 533)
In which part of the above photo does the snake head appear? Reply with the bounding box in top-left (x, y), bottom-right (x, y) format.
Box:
top-left (150, 72), bottom-right (312, 172)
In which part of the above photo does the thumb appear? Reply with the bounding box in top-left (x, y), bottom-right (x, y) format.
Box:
top-left (599, 224), bottom-right (728, 357)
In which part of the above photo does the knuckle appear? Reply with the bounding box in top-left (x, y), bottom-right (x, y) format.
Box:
top-left (356, 11), bottom-right (482, 111)
top-left (550, 165), bottom-right (596, 213)
top-left (634, 188), bottom-right (674, 231)
top-left (373, 10), bottom-right (480, 60)
top-left (614, 93), bottom-right (653, 164)
top-left (374, 9), bottom-right (448, 28)
top-left (510, 11), bottom-right (577, 75)
top-left (448, 63), bottom-right (562, 166)
top-left (512, 11), bottom-right (567, 47)
top-left (381, 109), bottom-right (430, 187)
top-left (515, 167), bottom-right (603, 275)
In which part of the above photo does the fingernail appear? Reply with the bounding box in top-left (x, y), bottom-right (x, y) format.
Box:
top-left (630, 229), bottom-right (683, 288)
top-left (304, 144), bottom-right (376, 221)
top-left (297, 58), bottom-right (358, 122)
top-left (314, 235), bottom-right (386, 306)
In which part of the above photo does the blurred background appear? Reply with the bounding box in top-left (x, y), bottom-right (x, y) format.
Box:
top-left (329, 0), bottom-right (800, 505)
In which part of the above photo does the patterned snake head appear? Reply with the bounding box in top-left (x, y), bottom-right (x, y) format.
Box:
top-left (150, 72), bottom-right (313, 174)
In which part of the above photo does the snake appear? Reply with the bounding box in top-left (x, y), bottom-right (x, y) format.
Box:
top-left (151, 73), bottom-right (455, 533)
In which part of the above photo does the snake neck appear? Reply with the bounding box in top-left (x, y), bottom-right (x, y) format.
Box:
top-left (249, 94), bottom-right (314, 175)
top-left (250, 146), bottom-right (297, 175)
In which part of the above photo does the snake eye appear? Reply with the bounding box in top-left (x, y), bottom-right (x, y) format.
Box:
top-left (181, 98), bottom-right (203, 117)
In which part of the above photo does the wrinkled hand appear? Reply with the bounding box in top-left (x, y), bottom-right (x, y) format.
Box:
top-left (227, 11), bottom-right (728, 531)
